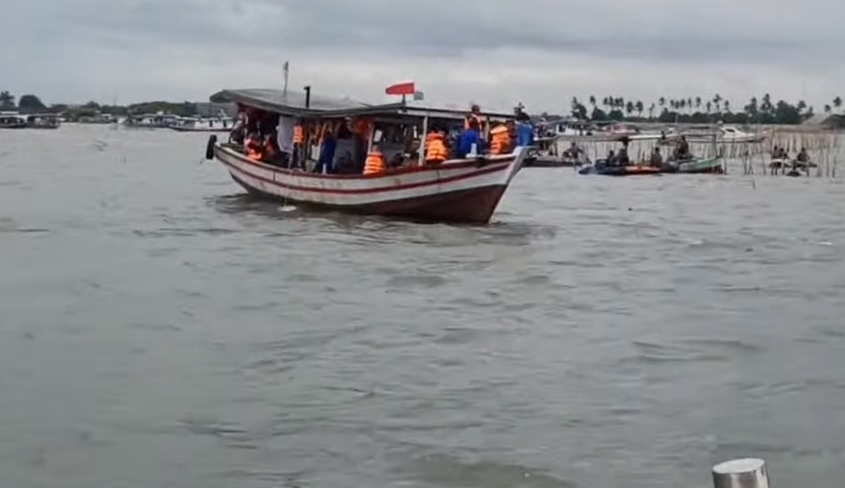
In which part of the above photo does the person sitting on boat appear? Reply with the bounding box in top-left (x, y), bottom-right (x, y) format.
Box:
top-left (244, 132), bottom-right (264, 162)
top-left (649, 147), bottom-right (663, 168)
top-left (616, 140), bottom-right (630, 165)
top-left (675, 135), bottom-right (692, 161)
top-left (262, 134), bottom-right (280, 165)
top-left (230, 114), bottom-right (246, 145)
top-left (465, 104), bottom-right (486, 134)
top-left (489, 121), bottom-right (512, 155)
top-left (363, 144), bottom-right (386, 175)
top-left (515, 113), bottom-right (534, 147)
top-left (796, 147), bottom-right (810, 163)
top-left (424, 128), bottom-right (449, 165)
top-left (456, 118), bottom-right (485, 158)
top-left (563, 142), bottom-right (584, 160)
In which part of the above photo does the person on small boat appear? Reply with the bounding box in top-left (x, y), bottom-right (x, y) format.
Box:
top-left (563, 142), bottom-right (584, 160)
top-left (489, 121), bottom-right (512, 155)
top-left (515, 113), bottom-right (534, 147)
top-left (363, 144), bottom-right (386, 175)
top-left (649, 147), bottom-right (663, 167)
top-left (796, 147), bottom-right (810, 163)
top-left (244, 132), bottom-right (264, 162)
top-left (290, 121), bottom-right (305, 168)
top-left (615, 139), bottom-right (630, 165)
top-left (424, 128), bottom-right (449, 165)
top-left (673, 135), bottom-right (691, 161)
top-left (456, 118), bottom-right (485, 158)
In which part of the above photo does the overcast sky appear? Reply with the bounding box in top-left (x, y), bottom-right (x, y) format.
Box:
top-left (2, 0), bottom-right (842, 112)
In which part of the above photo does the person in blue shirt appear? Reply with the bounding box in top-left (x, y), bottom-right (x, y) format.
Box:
top-left (456, 118), bottom-right (485, 158)
top-left (515, 112), bottom-right (534, 147)
top-left (314, 129), bottom-right (338, 174)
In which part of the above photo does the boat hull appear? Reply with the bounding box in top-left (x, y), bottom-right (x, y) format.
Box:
top-left (170, 126), bottom-right (230, 133)
top-left (676, 157), bottom-right (723, 173)
top-left (213, 144), bottom-right (526, 224)
top-left (525, 156), bottom-right (586, 168)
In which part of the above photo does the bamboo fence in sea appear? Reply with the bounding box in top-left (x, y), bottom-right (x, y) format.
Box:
top-left (556, 129), bottom-right (843, 177)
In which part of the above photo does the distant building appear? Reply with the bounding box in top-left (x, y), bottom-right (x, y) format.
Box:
top-left (802, 113), bottom-right (845, 129)
top-left (195, 102), bottom-right (237, 118)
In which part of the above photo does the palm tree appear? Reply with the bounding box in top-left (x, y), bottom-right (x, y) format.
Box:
top-left (824, 104), bottom-right (832, 114)
top-left (695, 96), bottom-right (702, 110)
top-left (797, 100), bottom-right (807, 114)
top-left (658, 97), bottom-right (666, 108)
top-left (705, 101), bottom-right (712, 113)
top-left (0, 90), bottom-right (14, 109)
top-left (761, 93), bottom-right (772, 113)
top-left (625, 101), bottom-right (634, 116)
top-left (713, 94), bottom-right (722, 113)
top-left (723, 100), bottom-right (730, 113)
top-left (648, 103), bottom-right (656, 119)
top-left (589, 95), bottom-right (597, 108)
top-left (834, 96), bottom-right (842, 113)
top-left (635, 100), bottom-right (644, 117)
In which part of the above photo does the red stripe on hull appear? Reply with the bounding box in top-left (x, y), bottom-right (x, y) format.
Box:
top-left (218, 154), bottom-right (510, 195)
top-left (230, 173), bottom-right (506, 224)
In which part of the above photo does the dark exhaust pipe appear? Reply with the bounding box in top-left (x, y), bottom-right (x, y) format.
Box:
top-left (304, 86), bottom-right (311, 109)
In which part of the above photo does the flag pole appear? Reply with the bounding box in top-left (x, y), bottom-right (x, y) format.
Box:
top-left (283, 61), bottom-right (289, 96)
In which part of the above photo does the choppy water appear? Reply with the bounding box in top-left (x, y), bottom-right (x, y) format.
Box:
top-left (2, 124), bottom-right (845, 488)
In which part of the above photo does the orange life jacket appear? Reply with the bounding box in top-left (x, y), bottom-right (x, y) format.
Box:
top-left (425, 133), bottom-right (449, 163)
top-left (489, 125), bottom-right (511, 155)
top-left (363, 150), bottom-right (385, 175)
top-left (245, 136), bottom-right (263, 162)
top-left (293, 125), bottom-right (304, 144)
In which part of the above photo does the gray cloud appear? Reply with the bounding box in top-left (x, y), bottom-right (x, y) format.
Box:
top-left (1, 0), bottom-right (843, 105)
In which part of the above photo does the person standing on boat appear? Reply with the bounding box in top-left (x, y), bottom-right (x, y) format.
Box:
top-left (314, 122), bottom-right (338, 174)
top-left (465, 104), bottom-right (486, 134)
top-left (275, 115), bottom-right (295, 167)
top-left (456, 118), bottom-right (485, 158)
top-left (515, 113), bottom-right (534, 147)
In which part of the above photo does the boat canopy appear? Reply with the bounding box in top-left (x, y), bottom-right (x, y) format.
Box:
top-left (211, 88), bottom-right (518, 121)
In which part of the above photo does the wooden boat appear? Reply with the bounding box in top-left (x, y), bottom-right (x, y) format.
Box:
top-left (662, 156), bottom-right (724, 174)
top-left (0, 113), bottom-right (27, 129)
top-left (579, 160), bottom-right (660, 176)
top-left (123, 113), bottom-right (178, 129)
top-left (169, 116), bottom-right (233, 133)
top-left (205, 88), bottom-right (527, 224)
top-left (25, 114), bottom-right (60, 129)
top-left (525, 153), bottom-right (588, 168)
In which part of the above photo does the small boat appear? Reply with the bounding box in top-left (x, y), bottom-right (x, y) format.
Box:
top-left (169, 116), bottom-right (234, 133)
top-left (25, 114), bottom-right (61, 129)
top-left (123, 113), bottom-right (179, 129)
top-left (525, 152), bottom-right (589, 168)
top-left (579, 159), bottom-right (661, 176)
top-left (0, 113), bottom-right (27, 129)
top-left (205, 87), bottom-right (527, 224)
top-left (662, 157), bottom-right (724, 174)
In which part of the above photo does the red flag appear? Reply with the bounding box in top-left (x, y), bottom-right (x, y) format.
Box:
top-left (385, 82), bottom-right (415, 96)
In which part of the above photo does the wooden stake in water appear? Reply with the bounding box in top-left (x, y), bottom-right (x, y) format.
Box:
top-left (712, 458), bottom-right (769, 488)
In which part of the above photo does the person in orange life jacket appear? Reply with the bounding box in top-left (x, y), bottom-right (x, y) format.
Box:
top-left (489, 121), bottom-right (512, 155)
top-left (464, 104), bottom-right (485, 133)
top-left (424, 127), bottom-right (449, 164)
top-left (363, 143), bottom-right (386, 175)
top-left (456, 118), bottom-right (485, 158)
top-left (244, 132), bottom-right (264, 162)
top-left (291, 120), bottom-right (305, 169)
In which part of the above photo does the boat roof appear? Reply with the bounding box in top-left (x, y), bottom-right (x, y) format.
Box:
top-left (211, 88), bottom-right (518, 120)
